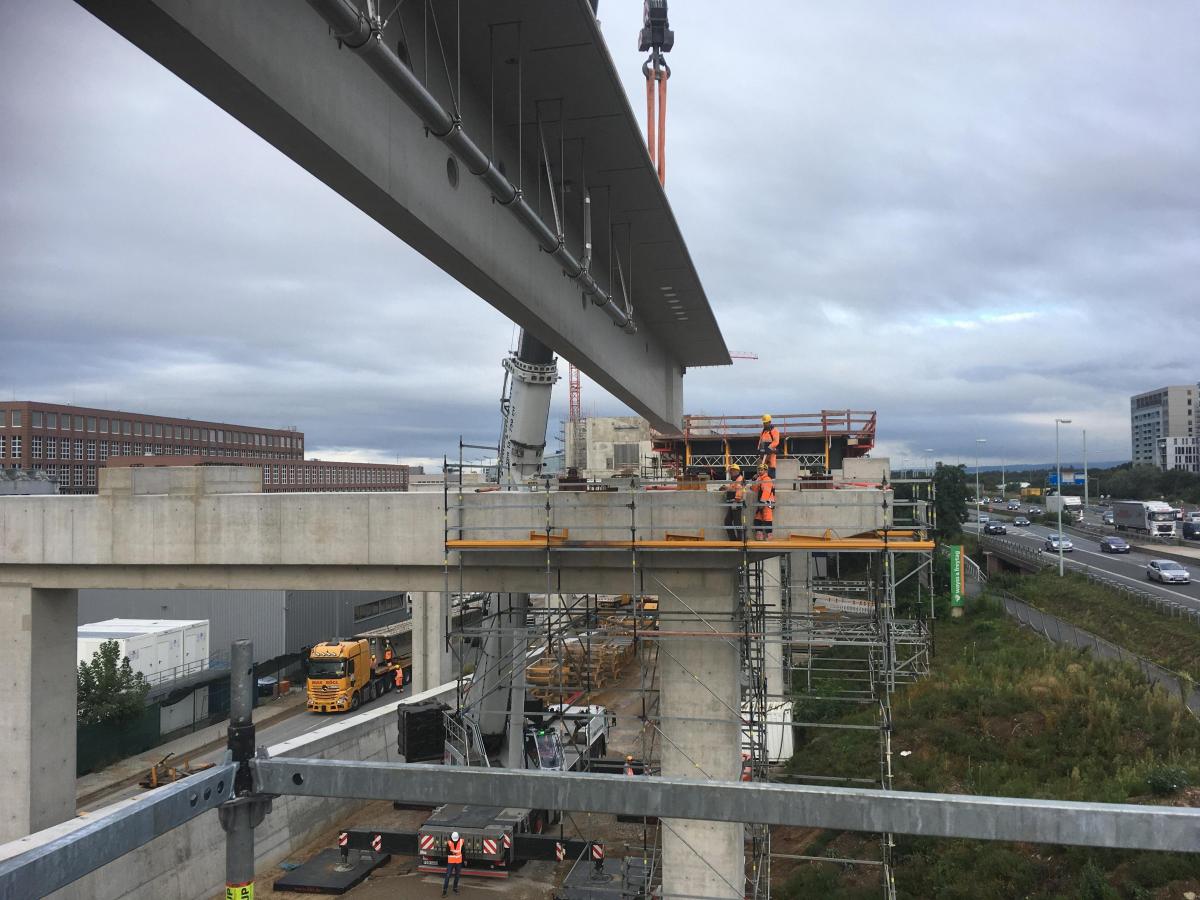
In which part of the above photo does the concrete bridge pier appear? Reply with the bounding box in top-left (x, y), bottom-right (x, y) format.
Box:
top-left (409, 592), bottom-right (453, 694)
top-left (657, 569), bottom-right (744, 900)
top-left (0, 583), bottom-right (78, 841)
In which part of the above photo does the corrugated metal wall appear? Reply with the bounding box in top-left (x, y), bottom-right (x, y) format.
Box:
top-left (284, 591), bottom-right (409, 650)
top-left (79, 589), bottom-right (411, 662)
top-left (79, 590), bottom-right (288, 660)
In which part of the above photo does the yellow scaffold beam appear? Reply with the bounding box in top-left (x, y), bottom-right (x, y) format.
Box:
top-left (446, 537), bottom-right (936, 552)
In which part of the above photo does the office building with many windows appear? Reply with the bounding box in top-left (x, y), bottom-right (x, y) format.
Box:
top-left (1130, 385), bottom-right (1198, 468)
top-left (0, 401), bottom-right (304, 494)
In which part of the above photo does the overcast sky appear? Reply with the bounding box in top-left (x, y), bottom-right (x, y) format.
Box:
top-left (2, 1), bottom-right (1196, 469)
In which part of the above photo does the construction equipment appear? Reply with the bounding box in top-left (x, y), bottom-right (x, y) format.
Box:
top-left (498, 330), bottom-right (560, 485)
top-left (138, 752), bottom-right (215, 790)
top-left (305, 620), bottom-right (412, 713)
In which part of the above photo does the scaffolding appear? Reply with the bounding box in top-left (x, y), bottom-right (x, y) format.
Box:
top-left (441, 459), bottom-right (935, 899)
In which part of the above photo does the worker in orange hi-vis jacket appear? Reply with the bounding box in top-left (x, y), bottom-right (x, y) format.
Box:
top-left (753, 464), bottom-right (775, 541)
top-left (758, 414), bottom-right (780, 478)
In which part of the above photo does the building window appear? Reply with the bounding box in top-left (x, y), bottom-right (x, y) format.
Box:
top-left (0, 436), bottom-right (6, 458)
top-left (32, 411), bottom-right (43, 428)
top-left (122, 420), bottom-right (131, 436)
top-left (87, 466), bottom-right (96, 487)
top-left (73, 466), bottom-right (83, 487)
top-left (133, 443), bottom-right (142, 455)
top-left (134, 422), bottom-right (142, 436)
top-left (47, 413), bottom-right (57, 430)
top-left (87, 417), bottom-right (96, 432)
top-left (11, 411), bottom-right (22, 428)
top-left (99, 441), bottom-right (109, 460)
top-left (10, 436), bottom-right (21, 459)
top-left (73, 415), bottom-right (83, 431)
top-left (123, 442), bottom-right (131, 455)
top-left (32, 436), bottom-right (42, 459)
top-left (86, 440), bottom-right (96, 461)
top-left (353, 593), bottom-right (408, 623)
top-left (46, 438), bottom-right (56, 460)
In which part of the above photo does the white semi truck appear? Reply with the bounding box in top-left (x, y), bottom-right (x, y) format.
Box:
top-left (1113, 500), bottom-right (1177, 538)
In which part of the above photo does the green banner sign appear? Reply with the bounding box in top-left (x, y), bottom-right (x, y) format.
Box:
top-left (948, 545), bottom-right (964, 608)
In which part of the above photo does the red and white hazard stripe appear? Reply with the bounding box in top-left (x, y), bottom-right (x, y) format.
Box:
top-left (555, 842), bottom-right (565, 862)
top-left (337, 832), bottom-right (348, 848)
top-left (372, 834), bottom-right (383, 853)
top-left (502, 833), bottom-right (512, 849)
top-left (419, 834), bottom-right (435, 852)
top-left (591, 843), bottom-right (605, 861)
top-left (482, 838), bottom-right (497, 856)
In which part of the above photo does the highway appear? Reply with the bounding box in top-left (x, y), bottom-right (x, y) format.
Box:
top-left (969, 508), bottom-right (1200, 612)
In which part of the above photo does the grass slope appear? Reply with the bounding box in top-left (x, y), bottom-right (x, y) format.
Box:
top-left (777, 600), bottom-right (1200, 899)
top-left (992, 569), bottom-right (1200, 683)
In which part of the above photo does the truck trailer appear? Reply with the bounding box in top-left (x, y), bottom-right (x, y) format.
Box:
top-left (1113, 500), bottom-right (1177, 537)
top-left (305, 619), bottom-right (412, 713)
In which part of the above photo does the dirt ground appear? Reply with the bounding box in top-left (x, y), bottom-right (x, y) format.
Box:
top-left (252, 654), bottom-right (658, 900)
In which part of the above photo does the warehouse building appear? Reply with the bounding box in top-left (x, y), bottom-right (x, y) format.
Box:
top-left (77, 589), bottom-right (410, 665)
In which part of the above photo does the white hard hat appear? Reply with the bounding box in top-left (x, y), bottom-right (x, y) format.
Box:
top-left (451, 831), bottom-right (460, 841)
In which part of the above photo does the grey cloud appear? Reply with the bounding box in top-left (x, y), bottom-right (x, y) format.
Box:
top-left (1, 0), bottom-right (1197, 464)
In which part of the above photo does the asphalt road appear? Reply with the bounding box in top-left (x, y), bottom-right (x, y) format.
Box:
top-left (969, 512), bottom-right (1200, 611)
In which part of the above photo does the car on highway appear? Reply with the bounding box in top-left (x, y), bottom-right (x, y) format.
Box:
top-left (984, 522), bottom-right (1008, 535)
top-left (1026, 507), bottom-right (1041, 516)
top-left (1102, 511), bottom-right (1114, 526)
top-left (1013, 516), bottom-right (1031, 527)
top-left (1184, 521), bottom-right (1200, 541)
top-left (978, 514), bottom-right (990, 524)
top-left (1043, 536), bottom-right (1074, 553)
top-left (1146, 559), bottom-right (1191, 584)
top-left (1007, 500), bottom-right (1020, 510)
top-left (1098, 536), bottom-right (1129, 554)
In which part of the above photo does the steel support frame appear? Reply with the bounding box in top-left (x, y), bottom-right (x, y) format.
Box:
top-left (252, 758), bottom-right (1200, 852)
top-left (0, 763), bottom-right (236, 898)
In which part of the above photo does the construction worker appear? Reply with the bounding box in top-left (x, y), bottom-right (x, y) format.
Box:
top-left (723, 463), bottom-right (746, 540)
top-left (758, 415), bottom-right (780, 479)
top-left (753, 463), bottom-right (775, 541)
top-left (443, 830), bottom-right (464, 895)
top-left (624, 754), bottom-right (636, 777)
top-left (394, 665), bottom-right (404, 690)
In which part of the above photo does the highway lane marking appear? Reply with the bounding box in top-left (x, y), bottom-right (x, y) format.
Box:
top-left (997, 526), bottom-right (1200, 605)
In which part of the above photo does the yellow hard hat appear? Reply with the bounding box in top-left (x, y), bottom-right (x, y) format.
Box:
top-left (762, 414), bottom-right (772, 423)
top-left (759, 463), bottom-right (769, 471)
top-left (729, 463), bottom-right (741, 472)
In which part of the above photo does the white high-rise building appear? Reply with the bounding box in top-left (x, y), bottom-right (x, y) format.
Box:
top-left (1130, 384), bottom-right (1198, 468)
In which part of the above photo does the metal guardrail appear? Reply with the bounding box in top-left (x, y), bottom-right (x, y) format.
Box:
top-left (980, 535), bottom-right (1200, 626)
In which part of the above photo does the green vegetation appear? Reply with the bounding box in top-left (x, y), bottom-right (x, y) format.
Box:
top-left (776, 600), bottom-right (1200, 899)
top-left (933, 464), bottom-right (970, 541)
top-left (77, 639), bottom-right (150, 726)
top-left (992, 569), bottom-right (1200, 682)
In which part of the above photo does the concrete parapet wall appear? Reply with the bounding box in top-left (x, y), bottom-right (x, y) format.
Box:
top-left (39, 682), bottom-right (455, 900)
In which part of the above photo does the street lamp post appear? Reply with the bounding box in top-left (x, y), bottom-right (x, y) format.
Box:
top-left (1083, 429), bottom-right (1089, 511)
top-left (975, 438), bottom-right (987, 533)
top-left (1055, 418), bottom-right (1072, 576)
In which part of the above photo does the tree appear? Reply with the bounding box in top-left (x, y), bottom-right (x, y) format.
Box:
top-left (77, 640), bottom-right (150, 726)
top-left (932, 463), bottom-right (970, 541)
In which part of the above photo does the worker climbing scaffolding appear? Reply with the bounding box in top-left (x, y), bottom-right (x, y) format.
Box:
top-left (639, 0), bottom-right (674, 187)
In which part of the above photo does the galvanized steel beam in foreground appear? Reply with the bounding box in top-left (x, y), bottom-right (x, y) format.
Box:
top-left (254, 758), bottom-right (1200, 853)
top-left (0, 762), bottom-right (236, 899)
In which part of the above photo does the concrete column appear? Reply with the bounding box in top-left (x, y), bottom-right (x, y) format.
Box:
top-left (410, 592), bottom-right (452, 693)
top-left (503, 593), bottom-right (529, 769)
top-left (657, 570), bottom-right (743, 900)
top-left (762, 556), bottom-right (785, 699)
top-left (0, 583), bottom-right (78, 840)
